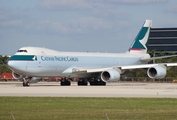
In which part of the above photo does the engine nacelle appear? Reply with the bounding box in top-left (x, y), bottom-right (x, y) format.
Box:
top-left (30, 77), bottom-right (42, 83)
top-left (101, 69), bottom-right (120, 82)
top-left (12, 71), bottom-right (42, 83)
top-left (147, 65), bottom-right (167, 79)
top-left (12, 72), bottom-right (23, 80)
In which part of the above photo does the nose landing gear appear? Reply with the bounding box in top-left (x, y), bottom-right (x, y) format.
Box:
top-left (22, 77), bottom-right (31, 87)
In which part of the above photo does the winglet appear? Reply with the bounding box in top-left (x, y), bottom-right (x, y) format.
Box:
top-left (129, 20), bottom-right (152, 54)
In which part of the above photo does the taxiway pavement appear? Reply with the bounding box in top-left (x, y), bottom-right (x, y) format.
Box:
top-left (0, 81), bottom-right (177, 98)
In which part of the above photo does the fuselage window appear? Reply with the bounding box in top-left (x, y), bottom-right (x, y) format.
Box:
top-left (17, 50), bottom-right (28, 52)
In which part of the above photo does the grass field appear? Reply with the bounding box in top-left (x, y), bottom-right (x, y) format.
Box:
top-left (1, 97), bottom-right (177, 120)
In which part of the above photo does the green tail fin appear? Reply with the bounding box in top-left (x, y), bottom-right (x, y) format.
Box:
top-left (129, 20), bottom-right (152, 54)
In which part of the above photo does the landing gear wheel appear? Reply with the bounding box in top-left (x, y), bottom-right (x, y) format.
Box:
top-left (60, 78), bottom-right (71, 86)
top-left (22, 81), bottom-right (30, 87)
top-left (22, 76), bottom-right (31, 87)
top-left (23, 82), bottom-right (26, 86)
top-left (26, 81), bottom-right (30, 86)
top-left (89, 78), bottom-right (106, 86)
top-left (78, 80), bottom-right (88, 86)
top-left (100, 81), bottom-right (106, 86)
top-left (89, 81), bottom-right (99, 86)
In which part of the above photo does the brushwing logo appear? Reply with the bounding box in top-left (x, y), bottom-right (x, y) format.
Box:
top-left (32, 56), bottom-right (37, 61)
top-left (139, 27), bottom-right (150, 50)
top-left (130, 26), bottom-right (149, 50)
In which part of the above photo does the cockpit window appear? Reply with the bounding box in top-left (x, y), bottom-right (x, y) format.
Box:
top-left (17, 50), bottom-right (27, 52)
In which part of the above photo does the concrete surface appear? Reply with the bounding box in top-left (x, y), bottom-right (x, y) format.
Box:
top-left (0, 81), bottom-right (177, 98)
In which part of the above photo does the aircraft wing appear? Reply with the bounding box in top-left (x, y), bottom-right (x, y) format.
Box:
top-left (165, 63), bottom-right (177, 67)
top-left (140, 55), bottom-right (177, 63)
top-left (120, 63), bottom-right (177, 70)
top-left (68, 63), bottom-right (177, 74)
top-left (71, 64), bottom-right (156, 74)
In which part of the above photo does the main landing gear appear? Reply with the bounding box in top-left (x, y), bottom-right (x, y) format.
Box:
top-left (60, 78), bottom-right (71, 86)
top-left (60, 78), bottom-right (106, 86)
top-left (89, 78), bottom-right (106, 86)
top-left (22, 77), bottom-right (106, 86)
top-left (78, 79), bottom-right (88, 86)
top-left (77, 78), bottom-right (106, 86)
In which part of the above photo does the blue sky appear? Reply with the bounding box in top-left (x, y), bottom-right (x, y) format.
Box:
top-left (0, 0), bottom-right (177, 55)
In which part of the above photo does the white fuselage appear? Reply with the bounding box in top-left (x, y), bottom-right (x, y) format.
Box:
top-left (8, 47), bottom-right (150, 78)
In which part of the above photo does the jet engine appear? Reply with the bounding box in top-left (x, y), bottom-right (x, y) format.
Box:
top-left (12, 71), bottom-right (23, 80)
top-left (12, 72), bottom-right (42, 83)
top-left (147, 65), bottom-right (167, 79)
top-left (101, 69), bottom-right (120, 82)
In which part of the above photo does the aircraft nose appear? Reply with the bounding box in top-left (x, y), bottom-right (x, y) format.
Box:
top-left (8, 58), bottom-right (26, 73)
top-left (7, 60), bottom-right (21, 72)
top-left (7, 60), bottom-right (14, 69)
top-left (7, 57), bottom-right (16, 70)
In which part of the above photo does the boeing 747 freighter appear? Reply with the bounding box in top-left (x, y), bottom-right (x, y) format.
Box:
top-left (7, 20), bottom-right (177, 86)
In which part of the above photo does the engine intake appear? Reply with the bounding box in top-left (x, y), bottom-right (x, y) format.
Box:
top-left (12, 72), bottom-right (41, 83)
top-left (12, 72), bottom-right (23, 80)
top-left (147, 65), bottom-right (166, 79)
top-left (101, 69), bottom-right (120, 82)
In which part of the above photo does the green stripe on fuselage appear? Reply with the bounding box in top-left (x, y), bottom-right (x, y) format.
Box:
top-left (9, 55), bottom-right (37, 61)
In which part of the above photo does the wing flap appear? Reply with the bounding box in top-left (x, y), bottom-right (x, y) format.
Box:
top-left (121, 64), bottom-right (157, 70)
top-left (121, 63), bottom-right (177, 70)
top-left (72, 67), bottom-right (112, 73)
top-left (166, 63), bottom-right (177, 67)
top-left (62, 67), bottom-right (113, 74)
top-left (140, 55), bottom-right (177, 63)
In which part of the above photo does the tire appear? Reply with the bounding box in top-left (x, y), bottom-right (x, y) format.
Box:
top-left (78, 80), bottom-right (88, 86)
top-left (23, 82), bottom-right (26, 86)
top-left (60, 80), bottom-right (71, 86)
top-left (26, 82), bottom-right (30, 87)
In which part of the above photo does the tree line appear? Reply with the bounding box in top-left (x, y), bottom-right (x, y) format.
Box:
top-left (0, 55), bottom-right (11, 75)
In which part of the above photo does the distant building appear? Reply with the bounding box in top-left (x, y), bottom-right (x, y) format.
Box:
top-left (148, 28), bottom-right (177, 53)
